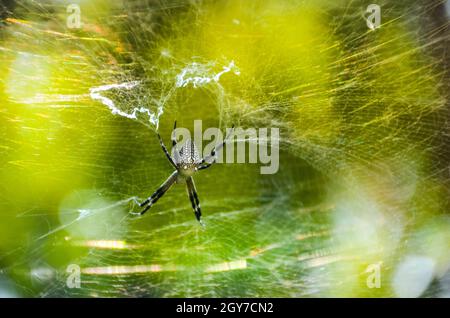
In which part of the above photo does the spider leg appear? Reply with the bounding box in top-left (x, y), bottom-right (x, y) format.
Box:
top-left (157, 131), bottom-right (177, 168)
top-left (186, 176), bottom-right (203, 225)
top-left (171, 120), bottom-right (178, 147)
top-left (171, 120), bottom-right (181, 164)
top-left (197, 163), bottom-right (212, 171)
top-left (200, 124), bottom-right (235, 165)
top-left (139, 171), bottom-right (177, 215)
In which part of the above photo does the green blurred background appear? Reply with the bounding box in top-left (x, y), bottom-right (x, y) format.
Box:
top-left (0, 0), bottom-right (449, 297)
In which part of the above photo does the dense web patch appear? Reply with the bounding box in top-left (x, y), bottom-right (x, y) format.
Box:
top-left (0, 0), bottom-right (449, 297)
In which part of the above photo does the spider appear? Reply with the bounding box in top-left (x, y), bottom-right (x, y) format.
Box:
top-left (137, 121), bottom-right (234, 225)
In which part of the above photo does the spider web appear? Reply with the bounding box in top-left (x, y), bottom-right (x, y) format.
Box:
top-left (0, 0), bottom-right (449, 297)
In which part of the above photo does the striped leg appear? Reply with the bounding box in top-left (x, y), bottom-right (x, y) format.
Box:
top-left (171, 120), bottom-right (181, 164)
top-left (157, 132), bottom-right (176, 168)
top-left (200, 124), bottom-right (235, 166)
top-left (139, 171), bottom-right (178, 215)
top-left (186, 176), bottom-right (203, 225)
top-left (171, 120), bottom-right (178, 147)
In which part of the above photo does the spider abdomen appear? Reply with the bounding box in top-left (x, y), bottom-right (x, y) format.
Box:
top-left (177, 140), bottom-right (201, 165)
top-left (174, 140), bottom-right (201, 178)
